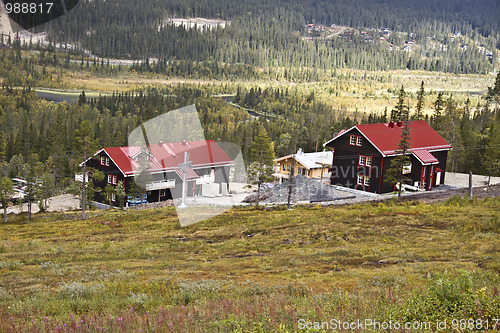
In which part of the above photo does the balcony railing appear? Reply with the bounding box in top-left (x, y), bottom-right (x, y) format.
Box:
top-left (145, 179), bottom-right (176, 191)
top-left (195, 174), bottom-right (215, 185)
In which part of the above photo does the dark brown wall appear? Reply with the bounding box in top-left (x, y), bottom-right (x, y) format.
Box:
top-left (87, 152), bottom-right (124, 206)
top-left (326, 129), bottom-right (383, 193)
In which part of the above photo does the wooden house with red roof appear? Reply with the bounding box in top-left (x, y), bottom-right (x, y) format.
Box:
top-left (324, 120), bottom-right (452, 194)
top-left (83, 140), bottom-right (233, 206)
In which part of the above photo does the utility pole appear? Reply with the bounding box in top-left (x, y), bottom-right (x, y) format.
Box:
top-left (287, 154), bottom-right (295, 209)
top-left (177, 152), bottom-right (191, 208)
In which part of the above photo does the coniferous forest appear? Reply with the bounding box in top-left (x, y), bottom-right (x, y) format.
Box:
top-left (0, 0), bottom-right (499, 193)
top-left (37, 0), bottom-right (499, 75)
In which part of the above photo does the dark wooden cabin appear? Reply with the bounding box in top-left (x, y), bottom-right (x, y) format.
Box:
top-left (323, 120), bottom-right (452, 194)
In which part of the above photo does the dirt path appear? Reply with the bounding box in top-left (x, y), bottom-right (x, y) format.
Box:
top-left (315, 184), bottom-right (500, 208)
top-left (7, 194), bottom-right (80, 215)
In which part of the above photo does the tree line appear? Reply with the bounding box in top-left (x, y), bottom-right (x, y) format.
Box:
top-left (25, 0), bottom-right (497, 75)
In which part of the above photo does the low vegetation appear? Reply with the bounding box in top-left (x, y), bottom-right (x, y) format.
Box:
top-left (0, 195), bottom-right (499, 331)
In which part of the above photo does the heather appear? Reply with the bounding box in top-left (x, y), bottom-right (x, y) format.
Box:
top-left (0, 196), bottom-right (499, 331)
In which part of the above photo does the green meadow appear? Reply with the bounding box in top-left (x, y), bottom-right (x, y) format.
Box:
top-left (0, 195), bottom-right (499, 331)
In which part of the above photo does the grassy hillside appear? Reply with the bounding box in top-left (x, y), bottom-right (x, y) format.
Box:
top-left (0, 195), bottom-right (499, 331)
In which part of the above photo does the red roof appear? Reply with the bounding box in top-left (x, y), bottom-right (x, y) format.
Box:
top-left (325, 120), bottom-right (451, 156)
top-left (98, 140), bottom-right (233, 176)
top-left (412, 149), bottom-right (439, 165)
top-left (175, 168), bottom-right (200, 180)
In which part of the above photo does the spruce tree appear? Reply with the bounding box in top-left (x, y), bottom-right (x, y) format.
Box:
top-left (415, 81), bottom-right (425, 120)
top-left (391, 85), bottom-right (407, 122)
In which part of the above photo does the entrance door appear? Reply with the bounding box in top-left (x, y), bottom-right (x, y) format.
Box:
top-left (435, 171), bottom-right (441, 186)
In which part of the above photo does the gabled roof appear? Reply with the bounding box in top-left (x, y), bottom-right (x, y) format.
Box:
top-left (94, 140), bottom-right (233, 177)
top-left (324, 120), bottom-right (452, 156)
top-left (274, 150), bottom-right (333, 169)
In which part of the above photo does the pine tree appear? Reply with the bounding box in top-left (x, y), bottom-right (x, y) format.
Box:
top-left (487, 71), bottom-right (500, 119)
top-left (432, 92), bottom-right (445, 131)
top-left (115, 180), bottom-right (126, 209)
top-left (483, 121), bottom-right (500, 185)
top-left (0, 177), bottom-right (14, 223)
top-left (36, 173), bottom-right (55, 212)
top-left (78, 90), bottom-right (87, 105)
top-left (248, 125), bottom-right (275, 206)
top-left (385, 103), bottom-right (411, 200)
top-left (73, 121), bottom-right (98, 220)
top-left (21, 153), bottom-right (44, 222)
top-left (104, 184), bottom-right (115, 208)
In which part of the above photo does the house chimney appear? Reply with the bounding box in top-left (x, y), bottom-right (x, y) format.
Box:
top-left (388, 121), bottom-right (395, 128)
top-left (297, 148), bottom-right (303, 155)
top-left (182, 140), bottom-right (188, 146)
top-left (396, 121), bottom-right (403, 127)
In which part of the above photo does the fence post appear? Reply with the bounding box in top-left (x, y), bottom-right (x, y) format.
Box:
top-left (468, 171), bottom-right (473, 200)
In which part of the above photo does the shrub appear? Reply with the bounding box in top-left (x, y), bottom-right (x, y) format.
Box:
top-left (128, 292), bottom-right (149, 310)
top-left (400, 272), bottom-right (500, 323)
top-left (58, 282), bottom-right (104, 300)
top-left (460, 215), bottom-right (500, 233)
top-left (0, 286), bottom-right (10, 301)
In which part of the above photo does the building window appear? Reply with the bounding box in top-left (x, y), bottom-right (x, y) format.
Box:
top-left (160, 189), bottom-right (167, 197)
top-left (302, 168), bottom-right (306, 175)
top-left (107, 174), bottom-right (117, 185)
top-left (363, 176), bottom-right (370, 186)
top-left (350, 135), bottom-right (363, 147)
top-left (287, 165), bottom-right (290, 171)
top-left (298, 167), bottom-right (302, 174)
top-left (100, 156), bottom-right (110, 166)
top-left (357, 175), bottom-right (364, 185)
top-left (282, 164), bottom-right (286, 171)
top-left (111, 193), bottom-right (116, 202)
top-left (359, 155), bottom-right (372, 167)
top-left (403, 163), bottom-right (412, 174)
